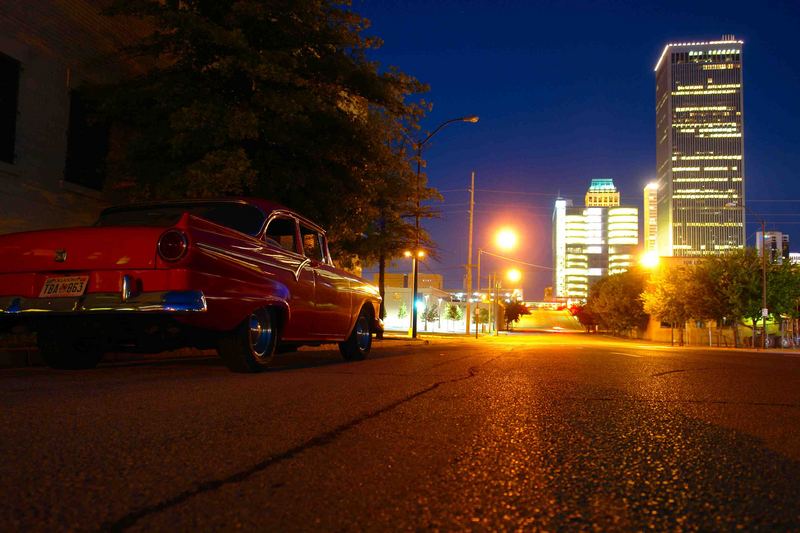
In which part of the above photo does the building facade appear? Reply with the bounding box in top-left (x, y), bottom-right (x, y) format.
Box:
top-left (644, 182), bottom-right (658, 252)
top-left (0, 1), bottom-right (149, 235)
top-left (552, 179), bottom-right (639, 301)
top-left (756, 231), bottom-right (789, 264)
top-left (655, 35), bottom-right (745, 257)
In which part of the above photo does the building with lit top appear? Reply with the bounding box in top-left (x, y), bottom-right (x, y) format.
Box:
top-left (585, 178), bottom-right (620, 206)
top-left (552, 179), bottom-right (639, 301)
top-left (644, 182), bottom-right (658, 252)
top-left (655, 35), bottom-right (745, 257)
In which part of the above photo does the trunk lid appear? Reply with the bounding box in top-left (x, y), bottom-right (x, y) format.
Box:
top-left (0, 226), bottom-right (165, 274)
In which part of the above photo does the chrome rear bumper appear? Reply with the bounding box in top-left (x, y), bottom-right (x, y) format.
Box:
top-left (0, 290), bottom-right (207, 315)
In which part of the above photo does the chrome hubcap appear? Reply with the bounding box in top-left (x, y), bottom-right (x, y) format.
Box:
top-left (356, 316), bottom-right (371, 352)
top-left (248, 311), bottom-right (273, 358)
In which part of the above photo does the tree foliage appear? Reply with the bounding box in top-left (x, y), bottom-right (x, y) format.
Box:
top-left (586, 270), bottom-right (648, 335)
top-left (95, 0), bottom-right (431, 264)
top-left (422, 305), bottom-right (439, 324)
top-left (445, 303), bottom-right (464, 322)
top-left (503, 301), bottom-right (530, 330)
top-left (571, 304), bottom-right (598, 332)
top-left (641, 263), bottom-right (694, 340)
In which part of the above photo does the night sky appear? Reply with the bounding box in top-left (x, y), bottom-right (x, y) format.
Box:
top-left (356, 0), bottom-right (800, 298)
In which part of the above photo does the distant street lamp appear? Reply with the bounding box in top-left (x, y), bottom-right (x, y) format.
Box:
top-left (411, 115), bottom-right (479, 339)
top-left (639, 251), bottom-right (660, 270)
top-left (475, 227), bottom-right (520, 335)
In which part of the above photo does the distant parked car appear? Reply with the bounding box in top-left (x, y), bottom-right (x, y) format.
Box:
top-left (0, 199), bottom-right (382, 372)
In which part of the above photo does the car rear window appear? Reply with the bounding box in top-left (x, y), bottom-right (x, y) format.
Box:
top-left (96, 202), bottom-right (266, 236)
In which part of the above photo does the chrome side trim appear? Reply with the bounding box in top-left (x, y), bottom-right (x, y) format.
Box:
top-left (196, 242), bottom-right (310, 280)
top-left (0, 291), bottom-right (207, 315)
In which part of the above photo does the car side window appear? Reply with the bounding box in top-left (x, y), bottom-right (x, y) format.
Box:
top-left (300, 225), bottom-right (325, 262)
top-left (265, 217), bottom-right (298, 253)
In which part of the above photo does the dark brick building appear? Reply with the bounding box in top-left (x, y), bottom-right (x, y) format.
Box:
top-left (0, 0), bottom-right (149, 234)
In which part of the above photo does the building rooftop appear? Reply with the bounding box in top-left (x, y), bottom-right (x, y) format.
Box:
top-left (654, 35), bottom-right (744, 72)
top-left (587, 178), bottom-right (617, 192)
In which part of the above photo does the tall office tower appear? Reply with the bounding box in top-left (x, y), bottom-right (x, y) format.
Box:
top-left (552, 180), bottom-right (638, 301)
top-left (756, 231), bottom-right (789, 264)
top-left (655, 35), bottom-right (745, 256)
top-left (644, 182), bottom-right (658, 252)
top-left (585, 178), bottom-right (620, 206)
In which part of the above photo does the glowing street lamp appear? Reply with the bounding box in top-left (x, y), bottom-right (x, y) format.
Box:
top-left (639, 251), bottom-right (660, 270)
top-left (495, 228), bottom-right (519, 251)
top-left (506, 268), bottom-right (522, 284)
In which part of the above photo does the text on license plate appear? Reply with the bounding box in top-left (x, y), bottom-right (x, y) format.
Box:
top-left (39, 276), bottom-right (89, 298)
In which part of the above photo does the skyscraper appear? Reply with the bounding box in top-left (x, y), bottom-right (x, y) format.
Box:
top-left (552, 179), bottom-right (638, 301)
top-left (655, 35), bottom-right (745, 257)
top-left (644, 182), bottom-right (658, 252)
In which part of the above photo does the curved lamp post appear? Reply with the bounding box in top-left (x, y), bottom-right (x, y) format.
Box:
top-left (411, 115), bottom-right (479, 339)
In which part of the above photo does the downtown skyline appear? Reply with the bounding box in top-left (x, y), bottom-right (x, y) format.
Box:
top-left (358, 0), bottom-right (800, 298)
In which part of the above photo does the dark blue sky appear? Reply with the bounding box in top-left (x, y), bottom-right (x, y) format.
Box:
top-left (356, 0), bottom-right (800, 297)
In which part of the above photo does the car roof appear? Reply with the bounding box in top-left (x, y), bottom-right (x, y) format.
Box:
top-left (101, 197), bottom-right (326, 234)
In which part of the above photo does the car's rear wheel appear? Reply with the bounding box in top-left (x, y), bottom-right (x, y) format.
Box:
top-left (339, 306), bottom-right (372, 361)
top-left (218, 308), bottom-right (277, 373)
top-left (37, 325), bottom-right (104, 370)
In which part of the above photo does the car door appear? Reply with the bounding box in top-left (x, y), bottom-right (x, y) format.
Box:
top-left (299, 223), bottom-right (352, 337)
top-left (262, 215), bottom-right (316, 341)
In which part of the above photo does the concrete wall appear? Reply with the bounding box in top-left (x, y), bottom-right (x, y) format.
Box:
top-left (0, 0), bottom-right (149, 234)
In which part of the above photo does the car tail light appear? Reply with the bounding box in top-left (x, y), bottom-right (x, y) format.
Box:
top-left (157, 229), bottom-right (188, 261)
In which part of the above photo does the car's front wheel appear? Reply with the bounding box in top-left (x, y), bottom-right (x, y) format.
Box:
top-left (218, 308), bottom-right (277, 373)
top-left (339, 306), bottom-right (373, 361)
top-left (37, 325), bottom-right (104, 370)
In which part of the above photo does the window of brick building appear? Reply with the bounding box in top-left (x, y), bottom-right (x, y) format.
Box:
top-left (64, 90), bottom-right (110, 191)
top-left (0, 52), bottom-right (20, 164)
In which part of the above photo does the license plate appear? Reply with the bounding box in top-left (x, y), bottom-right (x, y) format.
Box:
top-left (39, 276), bottom-right (89, 298)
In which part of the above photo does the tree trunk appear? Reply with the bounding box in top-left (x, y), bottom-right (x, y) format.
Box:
top-left (733, 322), bottom-right (740, 348)
top-left (377, 253), bottom-right (386, 340)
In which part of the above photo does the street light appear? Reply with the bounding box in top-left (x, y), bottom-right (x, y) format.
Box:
top-left (475, 227), bottom-right (520, 335)
top-left (403, 249), bottom-right (426, 336)
top-left (506, 268), bottom-right (522, 284)
top-left (639, 251), bottom-right (660, 270)
top-left (495, 228), bottom-right (519, 251)
top-left (411, 115), bottom-right (479, 339)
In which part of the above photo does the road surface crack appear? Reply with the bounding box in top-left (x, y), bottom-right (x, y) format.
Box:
top-left (103, 359), bottom-right (496, 531)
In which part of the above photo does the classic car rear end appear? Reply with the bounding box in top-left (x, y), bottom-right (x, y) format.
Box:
top-left (0, 199), bottom-right (382, 372)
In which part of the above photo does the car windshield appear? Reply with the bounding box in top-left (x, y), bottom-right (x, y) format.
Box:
top-left (96, 202), bottom-right (266, 236)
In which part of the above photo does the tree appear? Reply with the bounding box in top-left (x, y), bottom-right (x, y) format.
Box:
top-left (641, 263), bottom-right (695, 345)
top-left (397, 300), bottom-right (408, 320)
top-left (421, 305), bottom-right (439, 331)
top-left (503, 301), bottom-right (530, 330)
top-left (586, 270), bottom-right (649, 336)
top-left (766, 260), bottom-right (800, 343)
top-left (571, 304), bottom-right (599, 333)
top-left (445, 303), bottom-right (464, 327)
top-left (693, 249), bottom-right (761, 347)
top-left (95, 0), bottom-right (430, 265)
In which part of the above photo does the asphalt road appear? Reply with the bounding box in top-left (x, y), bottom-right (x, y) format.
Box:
top-left (1, 334), bottom-right (799, 531)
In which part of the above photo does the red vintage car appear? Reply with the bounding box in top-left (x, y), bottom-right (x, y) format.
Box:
top-left (0, 198), bottom-right (383, 372)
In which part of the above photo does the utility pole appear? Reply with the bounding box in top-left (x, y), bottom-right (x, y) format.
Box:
top-left (465, 171), bottom-right (475, 335)
top-left (761, 219), bottom-right (768, 350)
